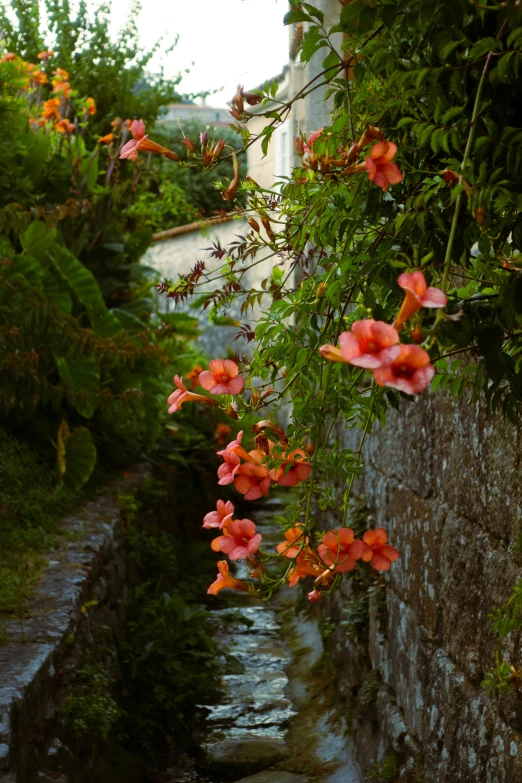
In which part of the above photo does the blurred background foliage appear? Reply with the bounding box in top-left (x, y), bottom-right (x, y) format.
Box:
top-left (0, 2), bottom-right (240, 637)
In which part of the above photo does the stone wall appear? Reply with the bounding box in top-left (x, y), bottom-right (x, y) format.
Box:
top-left (0, 468), bottom-right (148, 783)
top-left (330, 392), bottom-right (522, 782)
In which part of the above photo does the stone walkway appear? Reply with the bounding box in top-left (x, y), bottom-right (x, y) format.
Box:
top-left (156, 501), bottom-right (362, 783)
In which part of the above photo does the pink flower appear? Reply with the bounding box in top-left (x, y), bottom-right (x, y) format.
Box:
top-left (199, 359), bottom-right (245, 395)
top-left (337, 320), bottom-right (400, 369)
top-left (365, 141), bottom-right (403, 192)
top-left (361, 528), bottom-right (399, 571)
top-left (234, 459), bottom-right (272, 501)
top-left (372, 344), bottom-right (435, 395)
top-left (318, 528), bottom-right (366, 573)
top-left (211, 518), bottom-right (262, 560)
top-left (393, 271), bottom-right (447, 331)
top-left (167, 375), bottom-right (218, 413)
top-left (307, 128), bottom-right (324, 147)
top-left (274, 449), bottom-right (312, 487)
top-left (203, 500), bottom-right (235, 530)
top-left (217, 431), bottom-right (244, 485)
top-left (120, 119), bottom-right (180, 162)
top-left (207, 560), bottom-right (248, 595)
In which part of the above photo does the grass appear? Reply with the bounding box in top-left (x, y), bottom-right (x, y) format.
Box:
top-left (0, 430), bottom-right (81, 619)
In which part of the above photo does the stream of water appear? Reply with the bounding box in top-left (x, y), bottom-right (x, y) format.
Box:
top-left (148, 501), bottom-right (362, 783)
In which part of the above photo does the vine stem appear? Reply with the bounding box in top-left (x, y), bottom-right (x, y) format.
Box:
top-left (440, 22), bottom-right (507, 294)
top-left (341, 394), bottom-right (378, 526)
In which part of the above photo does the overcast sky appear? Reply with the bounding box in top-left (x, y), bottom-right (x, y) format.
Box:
top-left (109, 0), bottom-right (290, 107)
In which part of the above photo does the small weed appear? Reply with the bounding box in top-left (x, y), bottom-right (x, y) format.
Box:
top-left (365, 754), bottom-right (399, 780)
top-left (65, 660), bottom-right (123, 740)
top-left (319, 616), bottom-right (337, 642)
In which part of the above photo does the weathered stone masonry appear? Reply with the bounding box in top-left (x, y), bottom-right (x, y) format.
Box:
top-left (331, 392), bottom-right (522, 781)
top-left (0, 469), bottom-right (147, 783)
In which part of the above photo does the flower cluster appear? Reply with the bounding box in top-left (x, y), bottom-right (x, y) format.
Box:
top-left (295, 125), bottom-right (403, 192)
top-left (320, 271), bottom-right (447, 395)
top-left (0, 52), bottom-right (97, 135)
top-left (120, 119), bottom-right (180, 162)
top-left (277, 525), bottom-right (399, 602)
top-left (166, 354), bottom-right (400, 602)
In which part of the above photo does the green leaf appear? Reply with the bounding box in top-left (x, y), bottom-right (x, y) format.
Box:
top-left (49, 245), bottom-right (123, 337)
top-left (323, 49), bottom-right (340, 73)
top-left (41, 271), bottom-right (73, 312)
top-left (6, 254), bottom-right (43, 287)
top-left (441, 105), bottom-right (465, 125)
top-left (20, 222), bottom-right (57, 263)
top-left (55, 356), bottom-right (100, 419)
top-left (507, 26), bottom-right (522, 48)
top-left (283, 9), bottom-right (313, 25)
top-left (62, 426), bottom-right (97, 490)
top-left (468, 38), bottom-right (503, 61)
top-left (418, 124), bottom-right (436, 147)
top-left (78, 151), bottom-right (99, 193)
top-left (439, 39), bottom-right (465, 63)
top-left (396, 117), bottom-right (415, 128)
top-left (22, 132), bottom-right (50, 186)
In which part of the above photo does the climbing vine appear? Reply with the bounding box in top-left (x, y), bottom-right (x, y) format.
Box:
top-left (116, 0), bottom-right (522, 604)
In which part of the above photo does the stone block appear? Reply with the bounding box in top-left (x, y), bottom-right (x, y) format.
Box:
top-left (375, 591), bottom-right (431, 743)
top-left (232, 772), bottom-right (309, 783)
top-left (205, 737), bottom-right (290, 776)
top-left (379, 486), bottom-right (444, 635)
top-left (439, 512), bottom-right (520, 683)
top-left (423, 648), bottom-right (522, 782)
top-left (432, 393), bottom-right (521, 541)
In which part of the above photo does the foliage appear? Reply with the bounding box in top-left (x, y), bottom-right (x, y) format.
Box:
top-left (0, 430), bottom-right (78, 617)
top-left (64, 658), bottom-right (124, 740)
top-left (0, 0), bottom-right (182, 134)
top-left (483, 579), bottom-right (522, 697)
top-left (0, 53), bottom-right (201, 484)
top-left (145, 0), bottom-right (522, 607)
top-left (120, 479), bottom-right (223, 748)
top-left (365, 754), bottom-right (399, 780)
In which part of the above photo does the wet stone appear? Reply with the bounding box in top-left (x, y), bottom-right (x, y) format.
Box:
top-left (231, 772), bottom-right (309, 783)
top-left (205, 737), bottom-right (290, 775)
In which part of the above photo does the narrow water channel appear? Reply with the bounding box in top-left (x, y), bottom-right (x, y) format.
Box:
top-left (150, 500), bottom-right (363, 783)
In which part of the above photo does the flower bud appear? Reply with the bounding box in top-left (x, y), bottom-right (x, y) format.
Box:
top-left (308, 589), bottom-right (322, 603)
top-left (181, 137), bottom-right (196, 153)
top-left (234, 85), bottom-right (244, 115)
top-left (319, 344), bottom-right (347, 363)
top-left (213, 139), bottom-right (226, 159)
top-left (474, 205), bottom-right (485, 226)
top-left (225, 404), bottom-right (239, 420)
top-left (259, 386), bottom-right (274, 402)
top-left (248, 217), bottom-right (260, 232)
top-left (305, 443), bottom-right (314, 457)
top-left (261, 216), bottom-right (276, 242)
top-left (200, 131), bottom-right (208, 146)
top-left (295, 136), bottom-right (305, 156)
top-left (410, 326), bottom-right (423, 344)
top-left (316, 282), bottom-right (327, 299)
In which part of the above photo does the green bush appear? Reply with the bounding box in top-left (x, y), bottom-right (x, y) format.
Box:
top-left (120, 481), bottom-right (223, 747)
